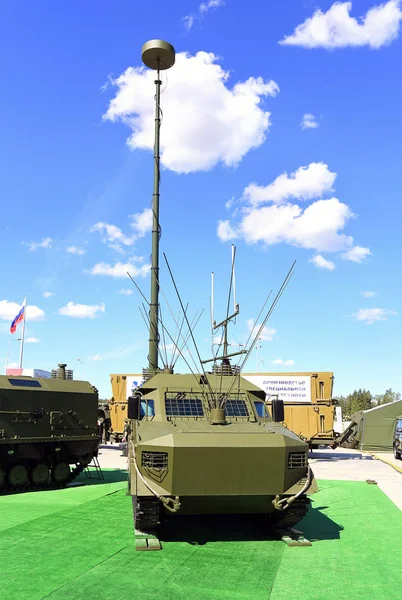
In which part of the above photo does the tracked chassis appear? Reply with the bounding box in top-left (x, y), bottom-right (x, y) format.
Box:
top-left (0, 374), bottom-right (100, 494)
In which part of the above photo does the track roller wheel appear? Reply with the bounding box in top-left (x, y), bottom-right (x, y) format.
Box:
top-left (51, 462), bottom-right (71, 485)
top-left (132, 496), bottom-right (160, 531)
top-left (31, 463), bottom-right (50, 486)
top-left (8, 464), bottom-right (29, 488)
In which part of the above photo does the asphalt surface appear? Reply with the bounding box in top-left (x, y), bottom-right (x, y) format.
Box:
top-left (309, 447), bottom-right (402, 510)
top-left (97, 443), bottom-right (402, 511)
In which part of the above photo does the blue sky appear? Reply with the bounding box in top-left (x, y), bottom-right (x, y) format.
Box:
top-left (0, 1), bottom-right (401, 399)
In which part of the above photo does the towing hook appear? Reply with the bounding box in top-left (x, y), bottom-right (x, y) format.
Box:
top-left (160, 495), bottom-right (181, 513)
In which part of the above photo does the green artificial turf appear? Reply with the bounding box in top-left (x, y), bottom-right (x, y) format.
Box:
top-left (0, 474), bottom-right (401, 600)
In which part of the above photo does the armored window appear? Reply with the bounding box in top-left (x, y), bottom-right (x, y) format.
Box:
top-left (225, 399), bottom-right (249, 417)
top-left (8, 379), bottom-right (42, 388)
top-left (165, 397), bottom-right (204, 417)
top-left (140, 400), bottom-right (155, 420)
top-left (254, 401), bottom-right (268, 418)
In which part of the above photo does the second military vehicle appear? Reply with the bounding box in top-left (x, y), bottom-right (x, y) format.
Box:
top-left (394, 417), bottom-right (402, 460)
top-left (0, 363), bottom-right (100, 493)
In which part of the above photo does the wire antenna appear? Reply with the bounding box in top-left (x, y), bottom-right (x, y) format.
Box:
top-left (128, 270), bottom-right (199, 376)
top-left (240, 263), bottom-right (295, 372)
top-left (154, 274), bottom-right (202, 378)
top-left (169, 308), bottom-right (184, 368)
top-left (163, 252), bottom-right (216, 405)
top-left (222, 261), bottom-right (296, 405)
top-left (175, 309), bottom-right (204, 369)
top-left (232, 244), bottom-right (236, 313)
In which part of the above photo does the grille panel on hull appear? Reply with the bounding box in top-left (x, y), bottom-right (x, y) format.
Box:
top-left (288, 452), bottom-right (307, 469)
top-left (141, 451), bottom-right (168, 469)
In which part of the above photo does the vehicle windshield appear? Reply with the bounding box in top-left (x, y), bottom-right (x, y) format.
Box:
top-left (254, 401), bottom-right (269, 419)
top-left (140, 400), bottom-right (155, 419)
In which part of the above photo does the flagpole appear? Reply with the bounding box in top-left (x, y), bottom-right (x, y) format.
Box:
top-left (18, 297), bottom-right (26, 370)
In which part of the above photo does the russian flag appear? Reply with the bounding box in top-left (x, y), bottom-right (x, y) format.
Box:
top-left (10, 298), bottom-right (26, 334)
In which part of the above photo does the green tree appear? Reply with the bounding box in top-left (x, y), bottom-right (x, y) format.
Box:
top-left (374, 388), bottom-right (401, 405)
top-left (335, 388), bottom-right (373, 420)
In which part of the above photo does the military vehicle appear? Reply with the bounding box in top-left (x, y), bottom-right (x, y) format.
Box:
top-left (124, 40), bottom-right (317, 534)
top-left (0, 363), bottom-right (99, 492)
top-left (111, 370), bottom-right (337, 448)
top-left (393, 417), bottom-right (402, 460)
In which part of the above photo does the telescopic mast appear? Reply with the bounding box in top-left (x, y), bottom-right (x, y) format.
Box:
top-left (141, 40), bottom-right (176, 373)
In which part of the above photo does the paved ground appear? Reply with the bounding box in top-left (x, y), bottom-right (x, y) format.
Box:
top-left (97, 443), bottom-right (127, 469)
top-left (373, 451), bottom-right (402, 470)
top-left (97, 443), bottom-right (402, 511)
top-left (309, 447), bottom-right (402, 510)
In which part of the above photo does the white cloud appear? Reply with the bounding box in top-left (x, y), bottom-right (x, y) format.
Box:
top-left (90, 354), bottom-right (103, 361)
top-left (200, 0), bottom-right (224, 15)
top-left (58, 302), bottom-right (105, 319)
top-left (217, 162), bottom-right (370, 261)
top-left (271, 358), bottom-right (295, 366)
top-left (301, 113), bottom-right (319, 129)
top-left (221, 198), bottom-right (355, 252)
top-left (341, 246), bottom-right (371, 263)
top-left (26, 337), bottom-right (40, 343)
top-left (43, 291), bottom-right (55, 298)
top-left (225, 196), bottom-right (235, 210)
top-left (87, 261), bottom-right (150, 279)
top-left (119, 288), bottom-right (134, 296)
top-left (103, 51), bottom-right (279, 174)
top-left (22, 237), bottom-right (53, 251)
top-left (354, 307), bottom-right (397, 324)
top-left (0, 300), bottom-right (45, 322)
top-left (130, 208), bottom-right (153, 238)
top-left (310, 254), bottom-right (336, 270)
top-left (66, 246), bottom-right (87, 256)
top-left (7, 362), bottom-right (18, 369)
top-left (90, 222), bottom-right (135, 252)
top-left (183, 0), bottom-right (224, 30)
top-left (217, 220), bottom-right (240, 242)
top-left (246, 319), bottom-right (276, 341)
top-left (244, 163), bottom-right (336, 205)
top-left (183, 14), bottom-right (196, 31)
top-left (91, 209), bottom-right (152, 253)
top-left (361, 290), bottom-right (376, 298)
top-left (279, 1), bottom-right (402, 49)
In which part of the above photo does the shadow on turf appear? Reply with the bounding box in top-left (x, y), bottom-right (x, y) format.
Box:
top-left (157, 505), bottom-right (343, 545)
top-left (75, 468), bottom-right (128, 485)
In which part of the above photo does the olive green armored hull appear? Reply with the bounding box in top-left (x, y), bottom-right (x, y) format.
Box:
top-left (0, 375), bottom-right (100, 493)
top-left (128, 372), bottom-right (316, 528)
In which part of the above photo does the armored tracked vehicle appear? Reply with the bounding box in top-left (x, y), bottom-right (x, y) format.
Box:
top-left (125, 40), bottom-right (317, 534)
top-left (0, 364), bottom-right (99, 492)
top-left (128, 371), bottom-right (316, 530)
